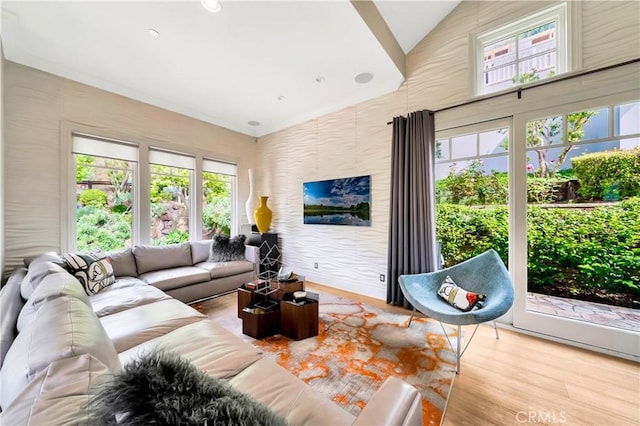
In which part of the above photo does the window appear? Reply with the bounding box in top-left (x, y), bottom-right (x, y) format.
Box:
top-left (69, 134), bottom-right (239, 250)
top-left (149, 150), bottom-right (194, 246)
top-left (436, 123), bottom-right (510, 207)
top-left (476, 3), bottom-right (571, 95)
top-left (435, 119), bottom-right (511, 269)
top-left (202, 159), bottom-right (236, 238)
top-left (72, 135), bottom-right (138, 252)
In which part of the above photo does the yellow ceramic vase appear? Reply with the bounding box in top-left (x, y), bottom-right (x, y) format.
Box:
top-left (254, 196), bottom-right (272, 234)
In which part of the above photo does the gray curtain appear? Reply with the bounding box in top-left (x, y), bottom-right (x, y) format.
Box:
top-left (387, 110), bottom-right (437, 307)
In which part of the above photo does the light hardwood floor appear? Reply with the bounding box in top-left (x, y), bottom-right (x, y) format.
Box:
top-left (303, 282), bottom-right (640, 426)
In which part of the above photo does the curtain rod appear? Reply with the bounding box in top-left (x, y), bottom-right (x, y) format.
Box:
top-left (386, 57), bottom-right (640, 125)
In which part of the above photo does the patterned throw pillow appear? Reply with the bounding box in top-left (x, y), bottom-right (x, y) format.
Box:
top-left (437, 275), bottom-right (486, 312)
top-left (209, 233), bottom-right (247, 262)
top-left (62, 252), bottom-right (116, 295)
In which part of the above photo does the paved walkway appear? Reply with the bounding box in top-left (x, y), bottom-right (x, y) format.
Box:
top-left (527, 292), bottom-right (640, 332)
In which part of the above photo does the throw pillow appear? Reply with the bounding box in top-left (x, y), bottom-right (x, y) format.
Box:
top-left (437, 275), bottom-right (486, 312)
top-left (62, 252), bottom-right (115, 295)
top-left (87, 350), bottom-right (287, 426)
top-left (209, 233), bottom-right (247, 262)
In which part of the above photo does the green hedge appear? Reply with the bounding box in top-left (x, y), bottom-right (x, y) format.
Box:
top-left (436, 172), bottom-right (572, 205)
top-left (572, 148), bottom-right (640, 201)
top-left (78, 189), bottom-right (108, 208)
top-left (436, 198), bottom-right (640, 297)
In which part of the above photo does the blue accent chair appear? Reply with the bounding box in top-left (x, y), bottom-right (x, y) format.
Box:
top-left (398, 249), bottom-right (514, 373)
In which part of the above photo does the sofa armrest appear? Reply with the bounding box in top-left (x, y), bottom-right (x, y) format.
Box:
top-left (244, 245), bottom-right (259, 263)
top-left (352, 377), bottom-right (422, 426)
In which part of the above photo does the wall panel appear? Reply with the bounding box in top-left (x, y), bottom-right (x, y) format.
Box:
top-left (257, 87), bottom-right (407, 299)
top-left (582, 1), bottom-right (640, 69)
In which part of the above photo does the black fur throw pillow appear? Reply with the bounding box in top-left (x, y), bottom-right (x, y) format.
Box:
top-left (209, 233), bottom-right (247, 262)
top-left (87, 350), bottom-right (287, 426)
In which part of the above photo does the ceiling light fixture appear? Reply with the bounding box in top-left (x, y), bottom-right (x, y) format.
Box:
top-left (147, 28), bottom-right (160, 37)
top-left (354, 72), bottom-right (374, 84)
top-left (201, 0), bottom-right (223, 13)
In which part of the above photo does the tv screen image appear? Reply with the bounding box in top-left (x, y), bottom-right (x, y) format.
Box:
top-left (303, 175), bottom-right (371, 226)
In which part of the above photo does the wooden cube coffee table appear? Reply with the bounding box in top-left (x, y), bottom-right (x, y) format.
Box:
top-left (280, 292), bottom-right (319, 341)
top-left (241, 306), bottom-right (280, 339)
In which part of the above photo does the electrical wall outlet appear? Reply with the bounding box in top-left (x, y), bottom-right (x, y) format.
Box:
top-left (314, 262), bottom-right (318, 269)
top-left (380, 274), bottom-right (385, 282)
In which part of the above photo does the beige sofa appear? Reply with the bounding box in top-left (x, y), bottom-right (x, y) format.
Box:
top-left (114, 240), bottom-right (258, 303)
top-left (0, 251), bottom-right (423, 425)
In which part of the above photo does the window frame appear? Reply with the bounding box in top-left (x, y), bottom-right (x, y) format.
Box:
top-left (202, 159), bottom-right (237, 238)
top-left (148, 148), bottom-right (195, 245)
top-left (62, 124), bottom-right (240, 252)
top-left (474, 2), bottom-right (578, 97)
top-left (68, 133), bottom-right (140, 252)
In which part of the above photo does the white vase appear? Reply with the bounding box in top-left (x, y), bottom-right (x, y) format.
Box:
top-left (245, 169), bottom-right (257, 225)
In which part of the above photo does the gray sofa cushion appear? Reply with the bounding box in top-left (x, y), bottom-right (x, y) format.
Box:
top-left (118, 321), bottom-right (263, 377)
top-left (132, 243), bottom-right (192, 274)
top-left (0, 296), bottom-right (120, 410)
top-left (111, 276), bottom-right (147, 289)
top-left (20, 262), bottom-right (67, 300)
top-left (195, 260), bottom-right (254, 279)
top-left (0, 354), bottom-right (111, 425)
top-left (22, 252), bottom-right (66, 268)
top-left (107, 248), bottom-right (138, 277)
top-left (17, 270), bottom-right (91, 332)
top-left (0, 267), bottom-right (27, 369)
top-left (91, 283), bottom-right (171, 317)
top-left (99, 299), bottom-right (206, 353)
top-left (191, 240), bottom-right (213, 264)
top-left (138, 267), bottom-right (211, 291)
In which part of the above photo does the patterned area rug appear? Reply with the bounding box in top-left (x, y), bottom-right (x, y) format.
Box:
top-left (195, 292), bottom-right (458, 426)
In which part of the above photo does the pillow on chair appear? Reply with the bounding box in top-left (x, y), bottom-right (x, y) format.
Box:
top-left (437, 275), bottom-right (486, 312)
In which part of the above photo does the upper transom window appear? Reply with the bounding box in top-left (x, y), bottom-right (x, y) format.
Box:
top-left (476, 3), bottom-right (571, 96)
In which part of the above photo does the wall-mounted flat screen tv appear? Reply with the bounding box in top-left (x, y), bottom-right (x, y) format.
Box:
top-left (303, 175), bottom-right (371, 226)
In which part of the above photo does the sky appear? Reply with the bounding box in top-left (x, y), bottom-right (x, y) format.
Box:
top-left (303, 175), bottom-right (370, 208)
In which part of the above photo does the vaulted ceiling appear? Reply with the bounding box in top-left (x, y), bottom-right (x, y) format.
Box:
top-left (1, 1), bottom-right (460, 137)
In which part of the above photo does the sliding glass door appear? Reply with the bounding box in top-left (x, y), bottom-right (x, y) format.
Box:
top-left (512, 96), bottom-right (639, 359)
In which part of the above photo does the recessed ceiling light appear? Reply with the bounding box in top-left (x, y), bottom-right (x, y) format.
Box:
top-left (248, 121), bottom-right (260, 126)
top-left (277, 96), bottom-right (286, 101)
top-left (315, 76), bottom-right (325, 83)
top-left (201, 0), bottom-right (222, 13)
top-left (148, 28), bottom-right (160, 37)
top-left (354, 72), bottom-right (374, 84)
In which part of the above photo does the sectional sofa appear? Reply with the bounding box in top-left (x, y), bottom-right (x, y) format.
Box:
top-left (110, 240), bottom-right (258, 303)
top-left (0, 244), bottom-right (423, 425)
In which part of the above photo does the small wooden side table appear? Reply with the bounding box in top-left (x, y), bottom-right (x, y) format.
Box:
top-left (241, 307), bottom-right (280, 339)
top-left (280, 292), bottom-right (319, 341)
top-left (237, 281), bottom-right (269, 319)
